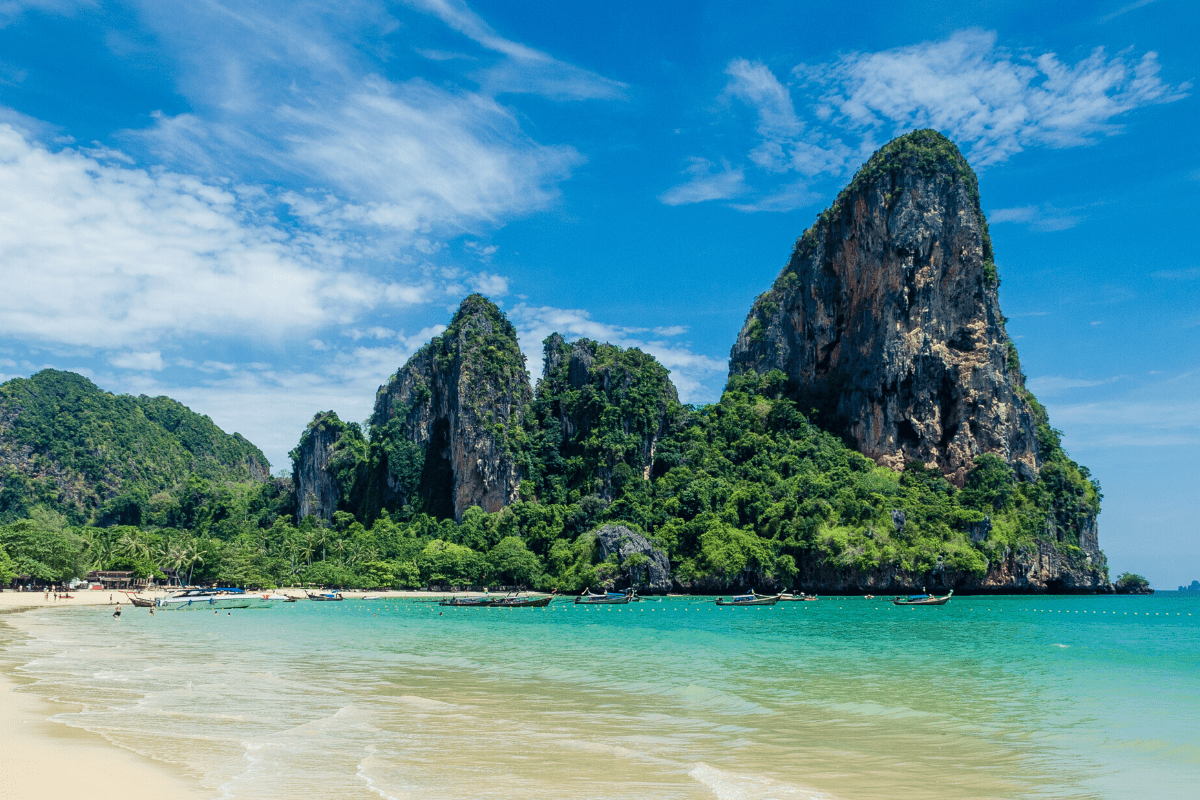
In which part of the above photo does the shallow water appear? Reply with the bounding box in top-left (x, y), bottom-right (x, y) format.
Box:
top-left (2, 593), bottom-right (1197, 800)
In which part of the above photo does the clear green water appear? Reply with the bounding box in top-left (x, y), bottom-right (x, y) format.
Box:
top-left (2, 594), bottom-right (1198, 799)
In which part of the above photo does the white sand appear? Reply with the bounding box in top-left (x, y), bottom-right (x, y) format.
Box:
top-left (0, 661), bottom-right (208, 800)
top-left (0, 586), bottom-right (507, 611)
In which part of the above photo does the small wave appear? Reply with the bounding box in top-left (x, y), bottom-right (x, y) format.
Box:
top-left (1053, 644), bottom-right (1070, 648)
top-left (357, 744), bottom-right (409, 800)
top-left (688, 763), bottom-right (839, 800)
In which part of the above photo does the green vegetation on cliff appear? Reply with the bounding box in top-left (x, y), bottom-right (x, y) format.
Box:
top-left (0, 370), bottom-right (270, 526)
top-left (0, 345), bottom-right (1102, 593)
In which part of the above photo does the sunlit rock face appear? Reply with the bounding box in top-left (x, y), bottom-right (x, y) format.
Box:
top-left (371, 295), bottom-right (531, 522)
top-left (729, 130), bottom-right (1040, 487)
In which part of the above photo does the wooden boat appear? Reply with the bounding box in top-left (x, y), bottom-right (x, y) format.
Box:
top-left (129, 595), bottom-right (155, 608)
top-left (715, 592), bottom-right (782, 606)
top-left (438, 595), bottom-right (495, 607)
top-left (492, 593), bottom-right (555, 608)
top-left (778, 592), bottom-right (818, 602)
top-left (306, 591), bottom-right (344, 601)
top-left (574, 589), bottom-right (634, 605)
top-left (893, 590), bottom-right (953, 606)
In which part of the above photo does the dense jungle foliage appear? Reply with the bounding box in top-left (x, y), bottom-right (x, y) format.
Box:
top-left (0, 370), bottom-right (270, 526)
top-left (1, 352), bottom-right (1103, 592)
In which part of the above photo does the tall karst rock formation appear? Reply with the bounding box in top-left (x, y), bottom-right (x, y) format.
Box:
top-left (729, 130), bottom-right (1039, 487)
top-left (370, 295), bottom-right (532, 521)
top-left (530, 335), bottom-right (682, 501)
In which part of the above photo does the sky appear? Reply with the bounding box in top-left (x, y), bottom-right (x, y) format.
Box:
top-left (0, 0), bottom-right (1196, 588)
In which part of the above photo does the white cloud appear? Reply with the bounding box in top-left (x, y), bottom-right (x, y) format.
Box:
top-left (109, 350), bottom-right (165, 371)
top-left (1100, 0), bottom-right (1158, 24)
top-left (799, 29), bottom-right (1187, 167)
top-left (669, 29), bottom-right (1188, 210)
top-left (0, 124), bottom-right (424, 349)
top-left (1044, 370), bottom-right (1200, 448)
top-left (0, 0), bottom-right (91, 26)
top-left (989, 204), bottom-right (1084, 232)
top-left (659, 158), bottom-right (746, 206)
top-left (508, 304), bottom-right (726, 402)
top-left (469, 271), bottom-right (509, 297)
top-left (406, 0), bottom-right (627, 100)
top-left (1026, 375), bottom-right (1119, 395)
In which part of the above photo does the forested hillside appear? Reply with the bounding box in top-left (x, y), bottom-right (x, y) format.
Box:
top-left (0, 370), bottom-right (271, 525)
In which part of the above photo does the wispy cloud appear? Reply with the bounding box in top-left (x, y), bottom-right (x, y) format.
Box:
top-left (989, 203), bottom-right (1086, 232)
top-left (1046, 370), bottom-right (1200, 449)
top-left (405, 0), bottom-right (626, 100)
top-left (658, 158), bottom-right (746, 206)
top-left (665, 29), bottom-right (1188, 210)
top-left (0, 124), bottom-right (442, 349)
top-left (1099, 0), bottom-right (1158, 24)
top-left (1151, 267), bottom-right (1200, 280)
top-left (109, 351), bottom-right (165, 372)
top-left (1026, 374), bottom-right (1121, 395)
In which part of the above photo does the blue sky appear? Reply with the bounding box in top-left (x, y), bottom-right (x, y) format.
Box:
top-left (0, 0), bottom-right (1196, 587)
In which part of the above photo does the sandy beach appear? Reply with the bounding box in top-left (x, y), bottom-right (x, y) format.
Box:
top-left (0, 588), bottom-right (503, 800)
top-left (0, 587), bottom-right (498, 611)
top-left (0, 617), bottom-right (208, 800)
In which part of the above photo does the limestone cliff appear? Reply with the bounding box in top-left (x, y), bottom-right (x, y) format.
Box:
top-left (370, 295), bottom-right (531, 521)
top-left (726, 129), bottom-right (1107, 593)
top-left (291, 411), bottom-right (364, 522)
top-left (531, 335), bottom-right (682, 501)
top-left (729, 130), bottom-right (1039, 487)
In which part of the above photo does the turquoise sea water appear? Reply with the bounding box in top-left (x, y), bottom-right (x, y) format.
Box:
top-left (2, 593), bottom-right (1198, 800)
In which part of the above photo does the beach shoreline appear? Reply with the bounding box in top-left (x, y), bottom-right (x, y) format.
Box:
top-left (0, 610), bottom-right (210, 800)
top-left (0, 587), bottom-right (502, 611)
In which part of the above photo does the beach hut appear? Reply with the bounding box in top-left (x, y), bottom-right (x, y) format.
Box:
top-left (85, 571), bottom-right (135, 589)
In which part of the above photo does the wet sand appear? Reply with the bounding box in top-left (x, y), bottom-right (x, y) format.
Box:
top-left (0, 646), bottom-right (208, 800)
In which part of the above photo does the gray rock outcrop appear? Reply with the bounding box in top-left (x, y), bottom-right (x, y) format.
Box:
top-left (594, 524), bottom-right (672, 593)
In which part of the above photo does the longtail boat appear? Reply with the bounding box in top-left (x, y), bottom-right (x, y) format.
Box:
top-left (438, 595), bottom-right (495, 607)
top-left (893, 590), bottom-right (953, 606)
top-left (306, 590), bottom-right (344, 601)
top-left (778, 592), bottom-right (818, 602)
top-left (715, 592), bottom-right (781, 606)
top-left (129, 595), bottom-right (155, 608)
top-left (493, 593), bottom-right (555, 608)
top-left (574, 589), bottom-right (635, 605)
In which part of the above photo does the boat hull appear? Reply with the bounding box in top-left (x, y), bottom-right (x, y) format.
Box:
top-left (494, 596), bottom-right (553, 608)
top-left (893, 591), bottom-right (953, 606)
top-left (158, 595), bottom-right (280, 611)
top-left (715, 594), bottom-right (782, 606)
top-left (574, 596), bottom-right (631, 605)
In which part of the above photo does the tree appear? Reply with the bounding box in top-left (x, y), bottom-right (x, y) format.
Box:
top-left (487, 537), bottom-right (543, 587)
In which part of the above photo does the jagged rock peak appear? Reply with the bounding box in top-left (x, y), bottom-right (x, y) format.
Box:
top-left (292, 411), bottom-right (351, 522)
top-left (371, 294), bottom-right (531, 521)
top-left (536, 335), bottom-right (681, 494)
top-left (729, 129), bottom-right (1040, 486)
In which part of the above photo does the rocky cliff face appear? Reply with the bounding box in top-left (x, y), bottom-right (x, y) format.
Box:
top-left (371, 295), bottom-right (531, 521)
top-left (292, 411), bottom-right (353, 522)
top-left (729, 130), bottom-right (1039, 487)
top-left (533, 335), bottom-right (681, 500)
